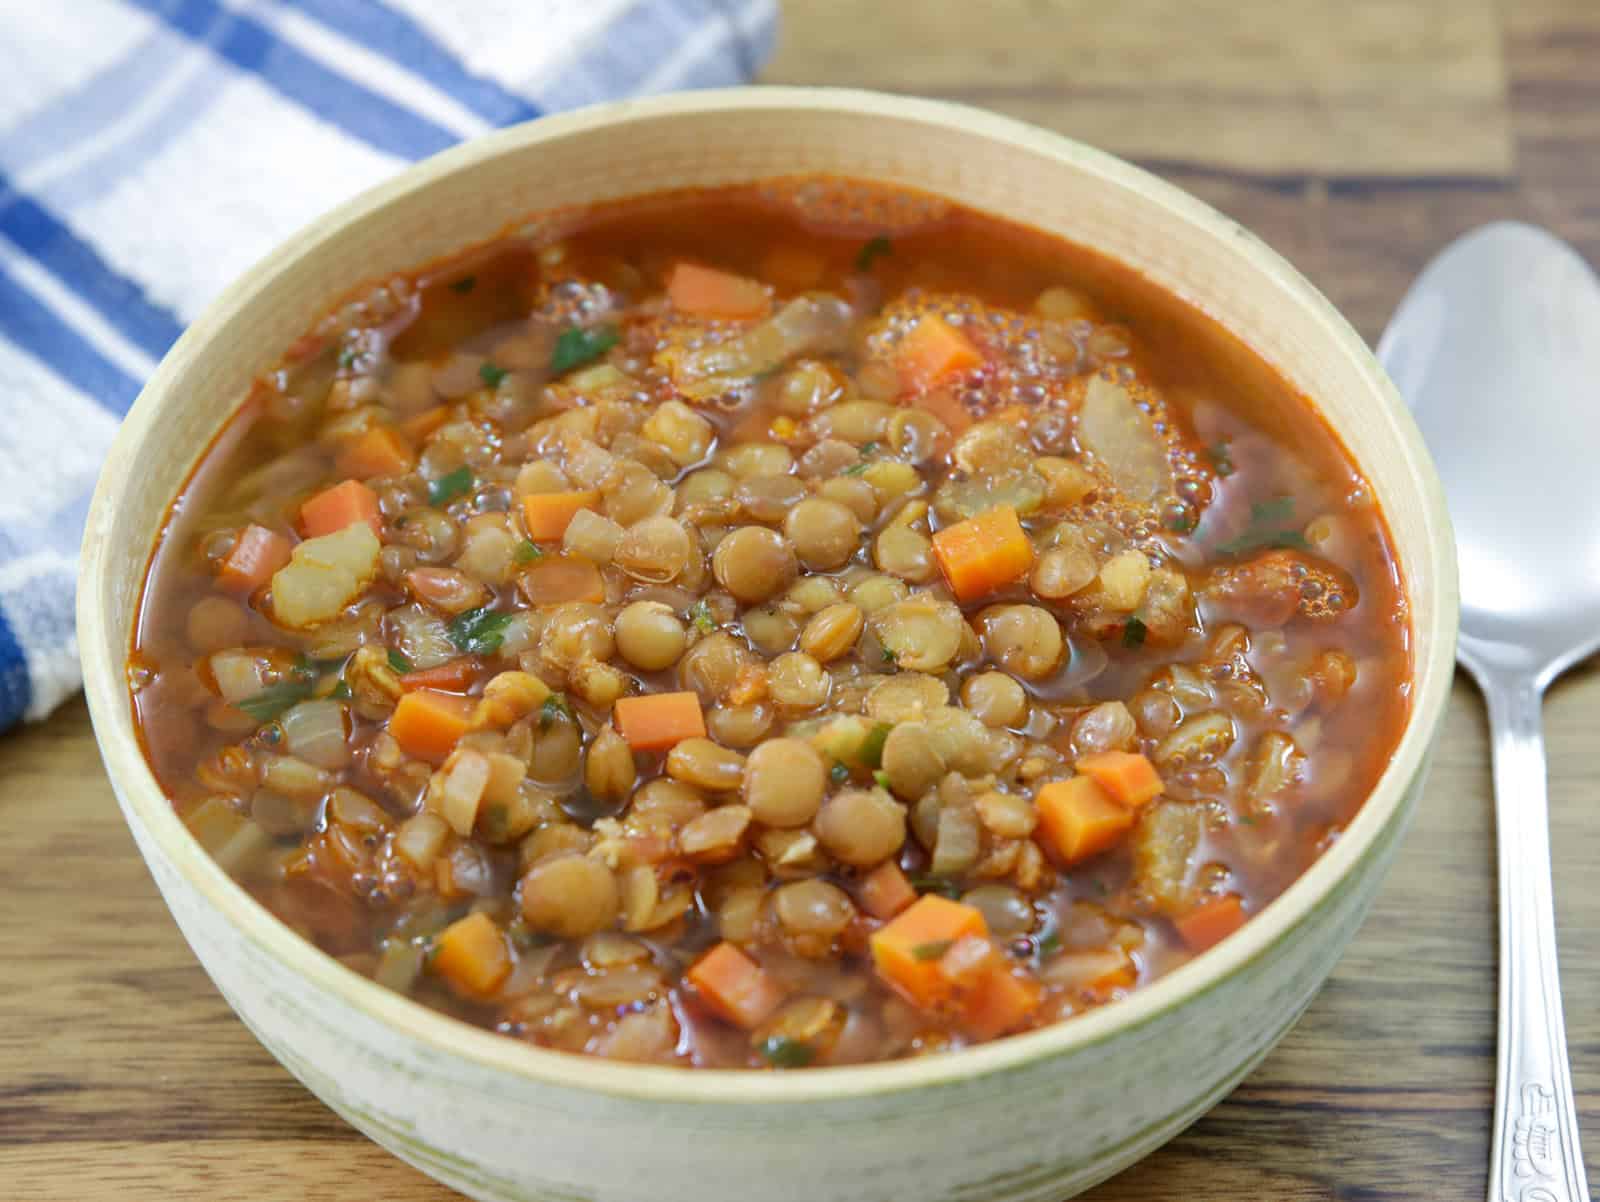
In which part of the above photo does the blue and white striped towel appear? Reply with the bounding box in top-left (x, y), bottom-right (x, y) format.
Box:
top-left (0, 0), bottom-right (777, 732)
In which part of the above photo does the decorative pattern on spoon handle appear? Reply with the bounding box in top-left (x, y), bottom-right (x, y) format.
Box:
top-left (1482, 671), bottom-right (1591, 1202)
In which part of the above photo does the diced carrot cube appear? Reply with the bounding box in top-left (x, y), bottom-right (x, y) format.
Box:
top-left (869, 895), bottom-right (989, 1009)
top-left (895, 315), bottom-right (982, 396)
top-left (336, 426), bottom-right (415, 480)
top-left (962, 963), bottom-right (1043, 1040)
top-left (389, 688), bottom-right (476, 764)
top-left (1035, 776), bottom-right (1135, 866)
top-left (667, 262), bottom-right (771, 321)
top-left (686, 941), bottom-right (784, 1029)
top-left (858, 861), bottom-right (918, 920)
top-left (1074, 751), bottom-right (1164, 808)
top-left (613, 691), bottom-right (706, 753)
top-left (521, 490), bottom-right (600, 541)
top-left (932, 504), bottom-right (1034, 602)
top-left (1174, 894), bottom-right (1248, 953)
top-left (399, 405), bottom-right (451, 443)
top-left (399, 657), bottom-right (481, 694)
top-left (430, 911), bottom-right (511, 996)
top-left (216, 524), bottom-right (292, 595)
top-left (300, 479), bottom-right (382, 539)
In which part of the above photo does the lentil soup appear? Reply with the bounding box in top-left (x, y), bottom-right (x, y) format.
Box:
top-left (130, 180), bottom-right (1410, 1069)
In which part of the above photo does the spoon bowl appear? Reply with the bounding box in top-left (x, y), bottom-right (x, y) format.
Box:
top-left (1379, 220), bottom-right (1600, 683)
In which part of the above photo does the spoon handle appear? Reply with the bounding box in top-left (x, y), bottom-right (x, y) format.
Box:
top-left (1480, 668), bottom-right (1591, 1202)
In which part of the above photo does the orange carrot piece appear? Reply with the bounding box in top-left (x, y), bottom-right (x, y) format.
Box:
top-left (430, 911), bottom-right (511, 996)
top-left (613, 691), bottom-right (706, 753)
top-left (389, 688), bottom-right (476, 764)
top-left (521, 490), bottom-right (600, 541)
top-left (399, 405), bottom-right (451, 443)
top-left (217, 524), bottom-right (292, 594)
top-left (869, 895), bottom-right (989, 1009)
top-left (1035, 776), bottom-right (1136, 866)
top-left (686, 941), bottom-right (785, 1029)
top-left (399, 656), bottom-right (481, 694)
top-left (1074, 751), bottom-right (1164, 809)
top-left (336, 426), bottom-right (415, 480)
top-left (667, 262), bottom-right (771, 321)
top-left (858, 861), bottom-right (918, 920)
top-left (1175, 894), bottom-right (1248, 953)
top-left (962, 963), bottom-right (1043, 1040)
top-left (931, 504), bottom-right (1034, 602)
top-left (517, 554), bottom-right (605, 605)
top-left (300, 478), bottom-right (382, 539)
top-left (895, 315), bottom-right (982, 396)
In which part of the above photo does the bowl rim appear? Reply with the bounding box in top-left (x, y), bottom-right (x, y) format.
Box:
top-left (79, 85), bottom-right (1459, 1105)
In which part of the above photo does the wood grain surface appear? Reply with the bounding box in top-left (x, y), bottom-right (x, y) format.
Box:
top-left (5, 1), bottom-right (1600, 1197)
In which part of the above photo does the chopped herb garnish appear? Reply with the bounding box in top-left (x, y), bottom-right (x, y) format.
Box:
top-left (689, 599), bottom-right (716, 634)
top-left (856, 722), bottom-right (892, 769)
top-left (881, 645), bottom-right (898, 665)
top-left (1206, 441), bottom-right (1234, 477)
top-left (757, 1036), bottom-right (815, 1069)
top-left (1214, 494), bottom-right (1308, 555)
top-left (830, 761), bottom-right (849, 785)
top-left (513, 539), bottom-right (544, 564)
top-left (330, 680), bottom-right (353, 700)
top-left (908, 875), bottom-right (961, 899)
top-left (428, 465), bottom-right (474, 506)
top-left (859, 440), bottom-right (880, 457)
top-left (336, 346), bottom-right (358, 370)
top-left (478, 361), bottom-right (508, 389)
top-left (387, 649), bottom-right (413, 674)
top-left (840, 443), bottom-right (879, 477)
top-left (1034, 931), bottom-right (1062, 959)
top-left (841, 461), bottom-right (872, 477)
top-left (910, 939), bottom-right (954, 962)
top-left (237, 679), bottom-right (314, 723)
top-left (448, 606), bottom-right (513, 655)
top-left (1122, 617), bottom-right (1147, 649)
top-left (550, 324), bottom-right (620, 376)
top-left (855, 235), bottom-right (893, 271)
top-left (449, 275), bottom-right (476, 294)
top-left (539, 693), bottom-right (573, 729)
top-left (873, 769), bottom-right (891, 790)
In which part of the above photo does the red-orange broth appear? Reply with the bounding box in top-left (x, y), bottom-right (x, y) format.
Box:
top-left (130, 179), bottom-right (1410, 1068)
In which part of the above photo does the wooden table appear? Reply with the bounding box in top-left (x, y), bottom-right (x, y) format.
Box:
top-left (5, 2), bottom-right (1598, 1198)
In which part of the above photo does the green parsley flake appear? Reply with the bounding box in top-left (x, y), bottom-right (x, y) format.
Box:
top-left (856, 722), bottom-right (892, 769)
top-left (387, 649), bottom-right (413, 674)
top-left (1215, 495), bottom-right (1308, 555)
top-left (428, 465), bottom-right (474, 506)
top-left (910, 939), bottom-right (954, 962)
top-left (689, 600), bottom-right (716, 634)
top-left (237, 680), bottom-right (314, 723)
top-left (757, 1036), bottom-right (815, 1068)
top-left (478, 361), bottom-right (508, 389)
top-left (1122, 617), bottom-right (1148, 648)
top-left (855, 235), bottom-right (893, 271)
top-left (540, 693), bottom-right (573, 729)
top-left (1034, 931), bottom-right (1062, 959)
top-left (330, 680), bottom-right (353, 700)
top-left (550, 325), bottom-right (620, 376)
top-left (873, 769), bottom-right (891, 790)
top-left (448, 607), bottom-right (513, 655)
top-left (513, 539), bottom-right (544, 564)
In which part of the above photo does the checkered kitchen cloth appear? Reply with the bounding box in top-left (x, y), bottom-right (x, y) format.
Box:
top-left (0, 0), bottom-right (777, 731)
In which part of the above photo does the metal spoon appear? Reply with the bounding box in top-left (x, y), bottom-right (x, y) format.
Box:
top-left (1379, 221), bottom-right (1596, 1202)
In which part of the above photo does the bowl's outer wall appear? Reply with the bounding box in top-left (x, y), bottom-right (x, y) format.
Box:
top-left (80, 90), bottom-right (1458, 1202)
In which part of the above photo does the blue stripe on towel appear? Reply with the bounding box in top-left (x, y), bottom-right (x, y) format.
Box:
top-left (127, 0), bottom-right (458, 159)
top-left (0, 173), bottom-right (185, 360)
top-left (0, 603), bottom-right (29, 729)
top-left (285, 0), bottom-right (542, 126)
top-left (0, 266), bottom-right (143, 413)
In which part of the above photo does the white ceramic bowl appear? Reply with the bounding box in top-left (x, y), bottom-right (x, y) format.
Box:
top-left (79, 88), bottom-right (1458, 1202)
